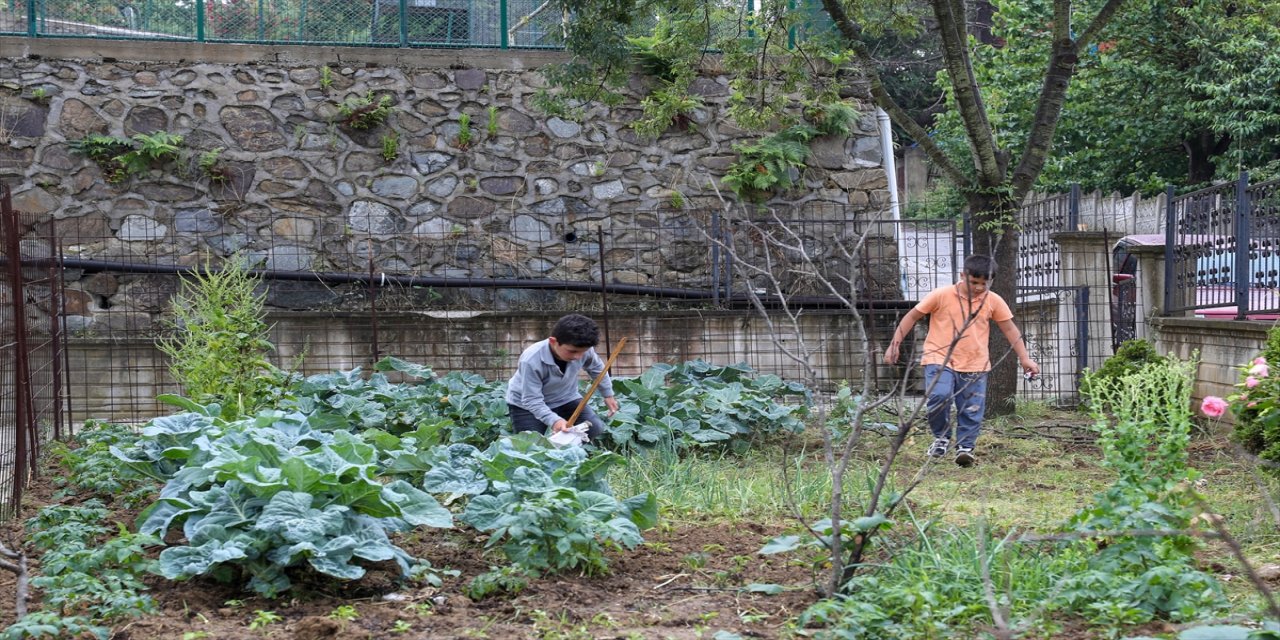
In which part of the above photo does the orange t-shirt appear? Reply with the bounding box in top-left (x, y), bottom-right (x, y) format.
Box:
top-left (914, 283), bottom-right (1013, 372)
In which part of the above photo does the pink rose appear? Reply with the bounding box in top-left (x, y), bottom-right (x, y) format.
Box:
top-left (1250, 402), bottom-right (1259, 408)
top-left (1247, 376), bottom-right (1261, 388)
top-left (1201, 396), bottom-right (1228, 418)
top-left (1250, 363), bottom-right (1270, 378)
top-left (1256, 357), bottom-right (1268, 366)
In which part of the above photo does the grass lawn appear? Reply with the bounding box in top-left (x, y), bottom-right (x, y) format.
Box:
top-left (609, 404), bottom-right (1280, 638)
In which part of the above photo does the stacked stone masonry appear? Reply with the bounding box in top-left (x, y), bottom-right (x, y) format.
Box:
top-left (0, 43), bottom-right (894, 332)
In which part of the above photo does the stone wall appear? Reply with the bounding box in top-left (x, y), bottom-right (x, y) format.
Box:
top-left (0, 39), bottom-right (894, 328)
top-left (1, 38), bottom-right (908, 415)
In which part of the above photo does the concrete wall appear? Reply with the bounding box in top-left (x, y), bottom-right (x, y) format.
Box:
top-left (1151, 316), bottom-right (1269, 413)
top-left (65, 308), bottom-right (909, 422)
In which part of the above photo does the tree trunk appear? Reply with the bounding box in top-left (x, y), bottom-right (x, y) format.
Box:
top-left (1184, 130), bottom-right (1230, 185)
top-left (968, 194), bottom-right (1020, 416)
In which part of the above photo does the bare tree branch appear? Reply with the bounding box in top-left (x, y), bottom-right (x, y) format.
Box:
top-left (978, 523), bottom-right (1013, 640)
top-left (1192, 493), bottom-right (1280, 622)
top-left (0, 540), bottom-right (28, 617)
top-left (931, 0), bottom-right (1002, 184)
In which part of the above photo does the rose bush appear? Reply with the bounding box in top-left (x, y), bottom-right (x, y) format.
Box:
top-left (1201, 321), bottom-right (1280, 471)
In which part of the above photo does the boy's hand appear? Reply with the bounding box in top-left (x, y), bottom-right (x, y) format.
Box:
top-left (1021, 358), bottom-right (1041, 378)
top-left (552, 419), bottom-right (569, 433)
top-left (604, 396), bottom-right (619, 417)
top-left (884, 342), bottom-right (900, 364)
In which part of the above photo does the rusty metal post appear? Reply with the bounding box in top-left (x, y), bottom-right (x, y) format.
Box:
top-left (368, 239), bottom-right (380, 363)
top-left (47, 220), bottom-right (64, 443)
top-left (1, 185), bottom-right (32, 513)
top-left (596, 226), bottom-right (613, 366)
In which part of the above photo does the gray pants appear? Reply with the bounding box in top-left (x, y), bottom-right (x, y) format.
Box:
top-left (507, 401), bottom-right (606, 440)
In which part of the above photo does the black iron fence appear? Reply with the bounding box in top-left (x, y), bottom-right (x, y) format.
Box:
top-left (1015, 187), bottom-right (1123, 405)
top-left (1165, 173), bottom-right (1280, 318)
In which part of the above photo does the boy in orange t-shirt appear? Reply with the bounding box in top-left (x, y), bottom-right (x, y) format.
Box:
top-left (883, 255), bottom-right (1040, 467)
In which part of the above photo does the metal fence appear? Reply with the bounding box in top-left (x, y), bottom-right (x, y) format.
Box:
top-left (0, 0), bottom-right (775, 48)
top-left (18, 204), bottom-right (963, 422)
top-left (0, 184), bottom-right (67, 518)
top-left (1165, 173), bottom-right (1280, 318)
top-left (1015, 186), bottom-right (1120, 405)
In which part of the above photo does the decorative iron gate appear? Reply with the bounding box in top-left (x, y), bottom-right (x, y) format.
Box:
top-left (1015, 285), bottom-right (1092, 405)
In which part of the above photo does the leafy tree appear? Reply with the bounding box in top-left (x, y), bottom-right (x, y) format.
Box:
top-left (540, 0), bottom-right (1126, 412)
top-left (959, 0), bottom-right (1280, 195)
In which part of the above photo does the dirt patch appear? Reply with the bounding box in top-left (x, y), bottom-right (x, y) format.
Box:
top-left (105, 521), bottom-right (817, 640)
top-left (0, 468), bottom-right (818, 639)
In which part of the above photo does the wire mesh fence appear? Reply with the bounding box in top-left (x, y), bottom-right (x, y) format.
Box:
top-left (0, 185), bottom-right (65, 518)
top-left (5, 187), bottom-right (1118, 433)
top-left (1, 0), bottom-right (784, 47)
top-left (31, 204), bottom-right (971, 423)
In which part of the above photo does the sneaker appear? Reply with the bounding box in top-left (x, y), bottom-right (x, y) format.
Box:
top-left (927, 438), bottom-right (950, 458)
top-left (955, 448), bottom-right (976, 467)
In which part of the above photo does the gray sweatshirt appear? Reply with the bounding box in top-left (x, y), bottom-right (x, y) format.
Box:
top-left (505, 339), bottom-right (614, 427)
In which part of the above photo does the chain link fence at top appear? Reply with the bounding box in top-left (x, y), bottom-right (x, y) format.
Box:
top-left (3, 0), bottom-right (831, 47)
top-left (5, 0), bottom-right (536, 44)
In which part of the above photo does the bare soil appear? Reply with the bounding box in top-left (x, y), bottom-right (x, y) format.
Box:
top-left (0, 467), bottom-right (819, 640)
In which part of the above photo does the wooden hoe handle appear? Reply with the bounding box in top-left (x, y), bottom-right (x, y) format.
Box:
top-left (566, 337), bottom-right (628, 427)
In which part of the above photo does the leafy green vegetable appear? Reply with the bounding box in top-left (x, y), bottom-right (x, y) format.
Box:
top-left (24, 503), bottom-right (160, 624)
top-left (127, 407), bottom-right (453, 596)
top-left (606, 360), bottom-right (809, 452)
top-left (398, 433), bottom-right (659, 574)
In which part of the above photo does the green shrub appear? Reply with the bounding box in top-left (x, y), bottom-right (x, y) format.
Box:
top-left (1225, 322), bottom-right (1280, 468)
top-left (801, 521), bottom-right (1073, 638)
top-left (158, 258), bottom-right (280, 417)
top-left (0, 612), bottom-right (107, 640)
top-left (1079, 339), bottom-right (1165, 401)
top-left (24, 502), bottom-right (160, 624)
top-left (464, 566), bottom-right (531, 601)
top-left (338, 91), bottom-right (393, 129)
top-left (1066, 354), bottom-right (1227, 625)
top-left (902, 180), bottom-right (968, 220)
top-left (71, 131), bottom-right (185, 184)
top-left (722, 128), bottom-right (812, 202)
top-left (722, 101), bottom-right (857, 202)
top-left (46, 421), bottom-right (151, 500)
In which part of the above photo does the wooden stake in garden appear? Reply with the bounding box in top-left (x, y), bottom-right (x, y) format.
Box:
top-left (566, 336), bottom-right (628, 428)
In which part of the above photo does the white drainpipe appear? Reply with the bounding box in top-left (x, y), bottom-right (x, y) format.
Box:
top-left (876, 107), bottom-right (908, 293)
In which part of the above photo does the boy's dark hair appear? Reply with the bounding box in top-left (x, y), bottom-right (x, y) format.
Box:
top-left (551, 314), bottom-right (600, 347)
top-left (963, 255), bottom-right (997, 279)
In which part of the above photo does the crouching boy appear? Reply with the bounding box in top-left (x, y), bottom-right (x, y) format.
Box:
top-left (506, 313), bottom-right (619, 440)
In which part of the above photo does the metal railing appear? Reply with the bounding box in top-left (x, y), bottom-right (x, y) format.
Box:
top-left (1164, 173), bottom-right (1280, 318)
